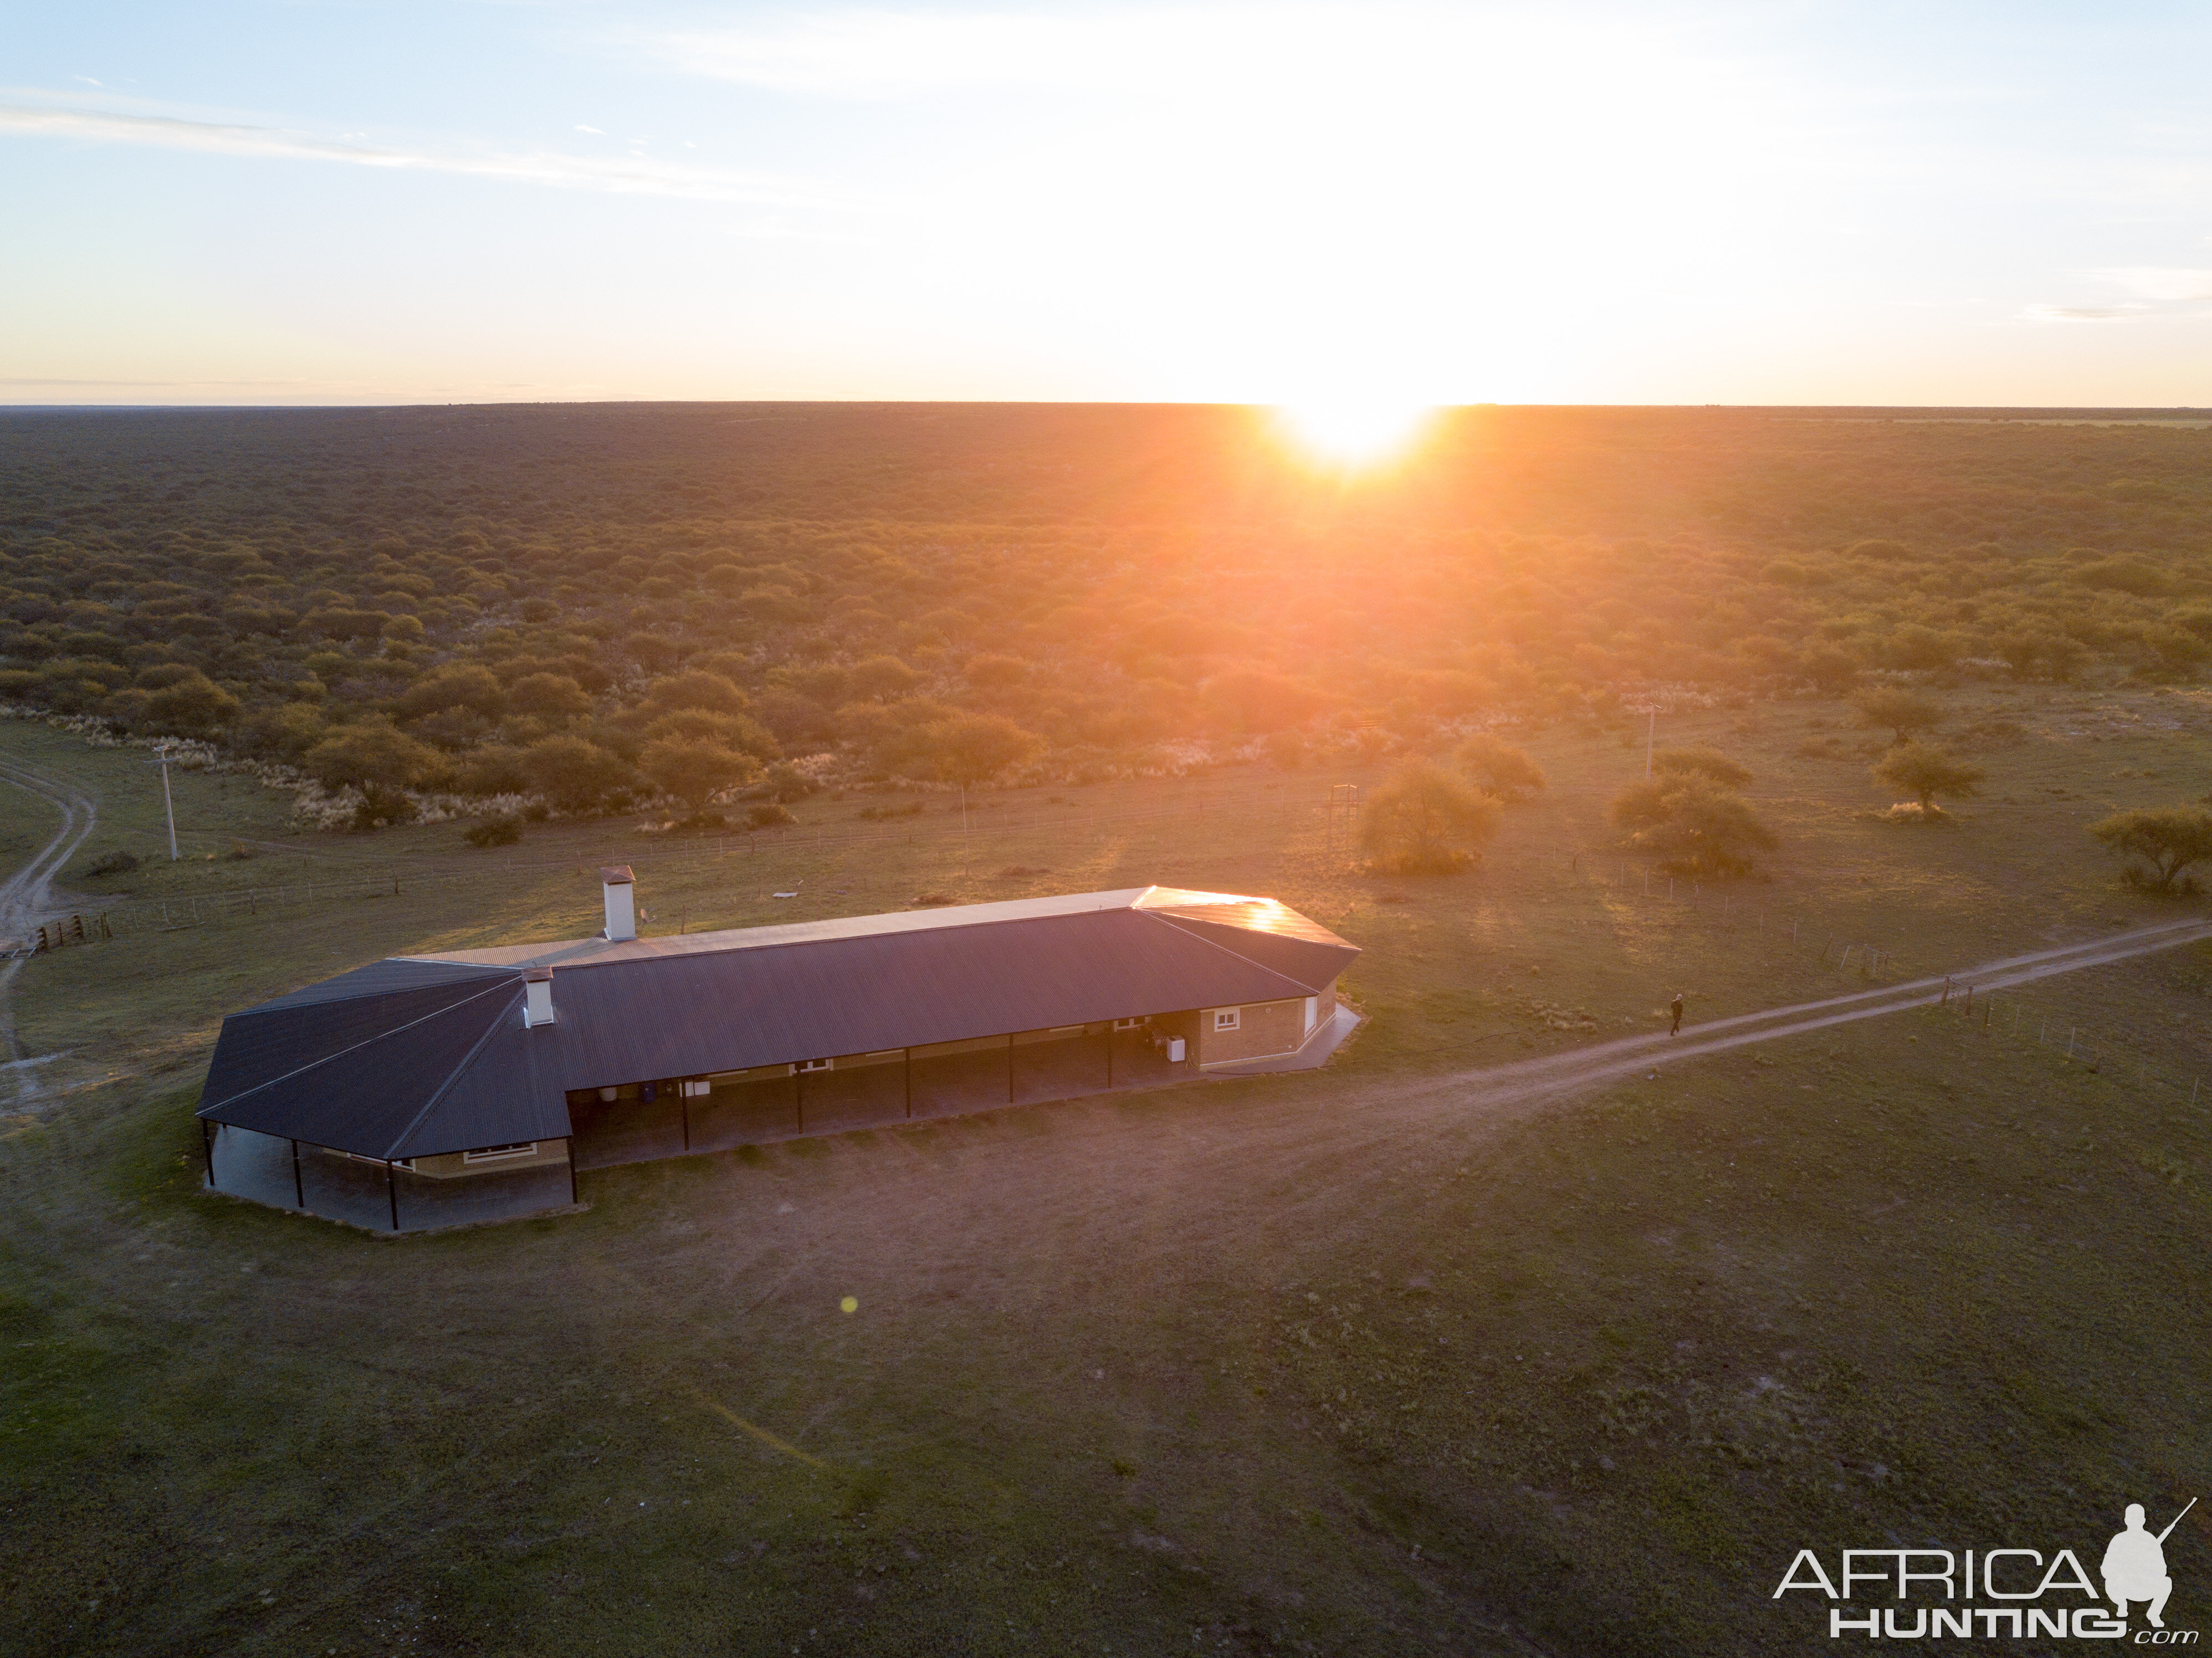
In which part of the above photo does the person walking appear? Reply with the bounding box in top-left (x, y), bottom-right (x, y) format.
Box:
top-left (1669, 992), bottom-right (1684, 1036)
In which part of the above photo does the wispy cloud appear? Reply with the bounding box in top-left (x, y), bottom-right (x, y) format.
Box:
top-left (2021, 265), bottom-right (2212, 323)
top-left (0, 100), bottom-right (850, 209)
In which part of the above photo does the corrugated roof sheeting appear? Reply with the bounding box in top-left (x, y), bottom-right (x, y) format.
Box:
top-left (198, 887), bottom-right (1360, 1160)
top-left (536, 906), bottom-right (1325, 1093)
top-left (203, 981), bottom-right (524, 1158)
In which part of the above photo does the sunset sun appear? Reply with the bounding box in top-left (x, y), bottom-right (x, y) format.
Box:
top-left (1273, 398), bottom-right (1437, 468)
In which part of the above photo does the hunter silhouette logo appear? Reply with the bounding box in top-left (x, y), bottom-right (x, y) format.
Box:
top-left (2107, 1501), bottom-right (2192, 1630)
top-left (1771, 1499), bottom-right (2198, 1641)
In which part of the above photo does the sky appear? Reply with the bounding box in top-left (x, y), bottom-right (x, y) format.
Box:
top-left (2, 1), bottom-right (2209, 407)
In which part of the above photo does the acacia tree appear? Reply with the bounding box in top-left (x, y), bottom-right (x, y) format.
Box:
top-left (1851, 687), bottom-right (1945, 745)
top-left (1453, 734), bottom-right (1547, 801)
top-left (301, 717), bottom-right (441, 792)
top-left (1610, 772), bottom-right (1778, 877)
top-left (926, 713), bottom-right (1042, 787)
top-left (640, 738), bottom-right (760, 813)
top-left (2089, 807), bottom-right (2212, 892)
top-left (521, 734), bottom-right (633, 814)
top-left (1652, 746), bottom-right (1752, 788)
top-left (1872, 742), bottom-right (1984, 813)
top-left (1360, 761), bottom-right (1501, 873)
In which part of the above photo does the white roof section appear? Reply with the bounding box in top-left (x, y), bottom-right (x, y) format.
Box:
top-left (402, 885), bottom-right (1274, 973)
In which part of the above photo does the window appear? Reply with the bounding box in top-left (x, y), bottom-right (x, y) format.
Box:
top-left (462, 1143), bottom-right (537, 1164)
top-left (678, 1079), bottom-right (711, 1098)
top-left (796, 1058), bottom-right (833, 1073)
top-left (1113, 1017), bottom-right (1146, 1031)
top-left (1213, 1009), bottom-right (1241, 1032)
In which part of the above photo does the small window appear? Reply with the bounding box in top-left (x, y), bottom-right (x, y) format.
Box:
top-left (1113, 1017), bottom-right (1146, 1031)
top-left (462, 1143), bottom-right (537, 1164)
top-left (796, 1058), bottom-right (833, 1073)
top-left (1213, 1009), bottom-right (1241, 1032)
top-left (679, 1079), bottom-right (711, 1098)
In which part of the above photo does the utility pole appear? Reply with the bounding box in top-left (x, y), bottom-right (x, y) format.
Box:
top-left (151, 745), bottom-right (180, 860)
top-left (960, 783), bottom-right (970, 879)
top-left (1645, 708), bottom-right (1656, 778)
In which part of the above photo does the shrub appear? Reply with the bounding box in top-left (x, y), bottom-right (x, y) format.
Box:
top-left (521, 734), bottom-right (633, 813)
top-left (464, 815), bottom-right (524, 848)
top-left (83, 850), bottom-right (139, 878)
top-left (757, 761), bottom-right (822, 803)
top-left (1851, 687), bottom-right (1944, 744)
top-left (924, 713), bottom-right (1043, 787)
top-left (1871, 741), bottom-right (1983, 813)
top-left (1652, 746), bottom-right (1752, 789)
top-left (746, 802), bottom-right (796, 830)
top-left (302, 718), bottom-right (441, 792)
top-left (641, 738), bottom-right (761, 811)
top-left (1359, 760), bottom-right (1501, 874)
top-left (2088, 807), bottom-right (2212, 893)
top-left (1453, 734), bottom-right (1546, 800)
top-left (1610, 772), bottom-right (1778, 877)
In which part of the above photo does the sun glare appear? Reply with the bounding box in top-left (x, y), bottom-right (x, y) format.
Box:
top-left (1274, 400), bottom-right (1437, 468)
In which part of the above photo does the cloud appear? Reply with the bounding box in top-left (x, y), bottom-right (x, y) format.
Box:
top-left (575, 123), bottom-right (604, 134)
top-left (2094, 266), bottom-right (2212, 303)
top-left (0, 100), bottom-right (848, 209)
top-left (2020, 304), bottom-right (2145, 323)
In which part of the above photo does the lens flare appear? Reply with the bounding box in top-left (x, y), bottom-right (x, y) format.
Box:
top-left (1273, 399), bottom-right (1437, 468)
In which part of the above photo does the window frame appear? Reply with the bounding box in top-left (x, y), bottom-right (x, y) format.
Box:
top-left (1212, 1008), bottom-right (1241, 1032)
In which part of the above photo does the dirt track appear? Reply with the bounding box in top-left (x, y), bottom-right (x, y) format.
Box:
top-left (1362, 915), bottom-right (2212, 1128)
top-left (0, 755), bottom-right (98, 1067)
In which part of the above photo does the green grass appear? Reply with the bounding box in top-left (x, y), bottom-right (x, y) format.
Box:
top-left (3, 688), bottom-right (2210, 1655)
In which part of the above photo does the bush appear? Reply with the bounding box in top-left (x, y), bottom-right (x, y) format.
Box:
top-left (521, 734), bottom-right (633, 814)
top-left (83, 850), bottom-right (139, 878)
top-left (2088, 806), bottom-right (2212, 892)
top-left (1359, 760), bottom-right (1500, 874)
top-left (1453, 734), bottom-right (1546, 800)
top-left (746, 802), bottom-right (796, 830)
top-left (757, 761), bottom-right (822, 803)
top-left (464, 815), bottom-right (524, 848)
top-left (1851, 687), bottom-right (1945, 744)
top-left (302, 717), bottom-right (441, 792)
top-left (641, 738), bottom-right (761, 811)
top-left (1610, 772), bottom-right (1777, 877)
top-left (1870, 741), bottom-right (1983, 813)
top-left (1652, 746), bottom-right (1752, 789)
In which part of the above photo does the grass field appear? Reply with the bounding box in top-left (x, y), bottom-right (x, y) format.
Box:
top-left (4, 683), bottom-right (2211, 1655)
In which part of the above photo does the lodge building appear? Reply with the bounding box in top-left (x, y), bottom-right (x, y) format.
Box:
top-left (196, 876), bottom-right (1361, 1233)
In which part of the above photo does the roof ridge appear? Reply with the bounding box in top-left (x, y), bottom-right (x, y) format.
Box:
top-left (518, 897), bottom-right (1150, 974)
top-left (197, 975), bottom-right (519, 1119)
top-left (381, 982), bottom-right (529, 1160)
top-left (235, 963), bottom-right (515, 1017)
top-left (1138, 909), bottom-right (1327, 995)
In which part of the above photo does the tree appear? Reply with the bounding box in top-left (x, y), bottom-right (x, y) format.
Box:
top-left (1800, 646), bottom-right (1861, 695)
top-left (1851, 687), bottom-right (1944, 744)
top-left (505, 671), bottom-right (591, 719)
top-left (1453, 734), bottom-right (1547, 801)
top-left (640, 738), bottom-right (760, 812)
top-left (1200, 669), bottom-right (1327, 734)
top-left (925, 713), bottom-right (1042, 787)
top-left (2088, 807), bottom-right (2212, 893)
top-left (636, 669), bottom-right (749, 717)
top-left (142, 671), bottom-right (240, 737)
top-left (1359, 761), bottom-right (1501, 874)
top-left (847, 654), bottom-right (923, 702)
top-left (301, 717), bottom-right (441, 792)
top-left (1610, 772), bottom-right (1778, 877)
top-left (521, 734), bottom-right (633, 813)
top-left (1872, 741), bottom-right (1983, 813)
top-left (642, 708), bottom-right (779, 756)
top-left (1652, 746), bottom-right (1752, 789)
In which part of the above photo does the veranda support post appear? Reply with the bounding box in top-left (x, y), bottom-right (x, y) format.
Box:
top-left (291, 1139), bottom-right (304, 1209)
top-left (202, 1120), bottom-right (215, 1190)
top-left (386, 1160), bottom-right (400, 1233)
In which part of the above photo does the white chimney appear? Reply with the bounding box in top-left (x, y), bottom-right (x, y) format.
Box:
top-left (523, 967), bottom-right (556, 1027)
top-left (600, 864), bottom-right (636, 941)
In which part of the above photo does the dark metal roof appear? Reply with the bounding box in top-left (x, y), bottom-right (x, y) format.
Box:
top-left (198, 888), bottom-right (1358, 1160)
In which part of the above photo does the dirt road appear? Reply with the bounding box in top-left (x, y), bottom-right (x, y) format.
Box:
top-left (1376, 914), bottom-right (2212, 1127)
top-left (0, 754), bottom-right (98, 1067)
